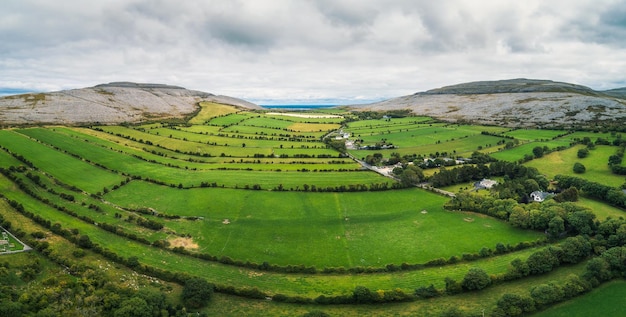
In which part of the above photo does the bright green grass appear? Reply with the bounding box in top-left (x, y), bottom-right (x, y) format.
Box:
top-left (557, 131), bottom-right (619, 144)
top-left (97, 125), bottom-right (276, 156)
top-left (146, 127), bottom-right (322, 150)
top-left (456, 124), bottom-right (511, 134)
top-left (240, 117), bottom-right (300, 129)
top-left (531, 280), bottom-right (626, 317)
top-left (69, 127), bottom-right (311, 166)
top-left (490, 140), bottom-right (572, 162)
top-left (0, 173), bottom-right (547, 298)
top-left (206, 112), bottom-right (256, 126)
top-left (525, 145), bottom-right (625, 187)
top-left (349, 134), bottom-right (504, 159)
top-left (347, 122), bottom-right (446, 136)
top-left (345, 117), bottom-right (433, 129)
top-left (16, 128), bottom-right (385, 188)
top-left (354, 126), bottom-right (485, 148)
top-left (203, 261), bottom-right (588, 316)
top-left (219, 124), bottom-right (326, 139)
top-left (0, 148), bottom-right (22, 167)
top-left (575, 197), bottom-right (626, 220)
top-left (105, 182), bottom-right (543, 268)
top-left (504, 129), bottom-right (568, 141)
top-left (13, 169), bottom-right (168, 241)
top-left (0, 130), bottom-right (125, 193)
top-left (175, 125), bottom-right (223, 135)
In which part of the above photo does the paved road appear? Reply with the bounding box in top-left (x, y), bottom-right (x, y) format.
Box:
top-left (345, 152), bottom-right (456, 197)
top-left (0, 225), bottom-right (32, 255)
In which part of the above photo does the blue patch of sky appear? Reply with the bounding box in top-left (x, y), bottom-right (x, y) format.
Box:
top-left (0, 88), bottom-right (36, 96)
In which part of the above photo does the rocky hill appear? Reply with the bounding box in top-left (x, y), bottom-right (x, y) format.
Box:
top-left (0, 82), bottom-right (261, 125)
top-left (351, 79), bottom-right (626, 128)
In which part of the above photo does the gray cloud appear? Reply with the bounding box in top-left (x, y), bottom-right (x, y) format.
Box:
top-left (1, 0), bottom-right (625, 102)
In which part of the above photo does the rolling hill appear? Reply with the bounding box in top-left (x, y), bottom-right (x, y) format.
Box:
top-left (0, 82), bottom-right (261, 125)
top-left (351, 79), bottom-right (626, 128)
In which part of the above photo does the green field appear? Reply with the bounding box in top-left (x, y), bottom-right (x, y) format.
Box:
top-left (105, 182), bottom-right (543, 267)
top-left (531, 280), bottom-right (626, 317)
top-left (2, 105), bottom-right (626, 316)
top-left (525, 145), bottom-right (625, 187)
top-left (503, 129), bottom-right (568, 141)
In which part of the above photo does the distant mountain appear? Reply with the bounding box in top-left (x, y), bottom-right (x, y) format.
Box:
top-left (0, 82), bottom-right (261, 125)
top-left (351, 79), bottom-right (626, 128)
top-left (602, 87), bottom-right (626, 99)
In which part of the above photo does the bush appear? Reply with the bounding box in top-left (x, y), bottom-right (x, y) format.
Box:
top-left (182, 277), bottom-right (214, 309)
top-left (461, 267), bottom-right (491, 291)
top-left (573, 162), bottom-right (586, 174)
top-left (415, 284), bottom-right (440, 298)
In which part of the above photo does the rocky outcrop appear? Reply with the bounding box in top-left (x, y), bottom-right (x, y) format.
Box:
top-left (351, 79), bottom-right (626, 128)
top-left (0, 82), bottom-right (261, 125)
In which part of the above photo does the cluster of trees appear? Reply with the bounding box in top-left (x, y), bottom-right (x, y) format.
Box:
top-left (0, 216), bottom-right (190, 317)
top-left (271, 182), bottom-right (400, 193)
top-left (429, 161), bottom-right (549, 202)
top-left (555, 175), bottom-right (626, 208)
top-left (351, 109), bottom-right (413, 120)
top-left (447, 193), bottom-right (595, 237)
top-left (392, 164), bottom-right (425, 186)
top-left (608, 144), bottom-right (626, 175)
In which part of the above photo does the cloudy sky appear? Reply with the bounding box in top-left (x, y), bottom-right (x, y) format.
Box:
top-left (2, 0), bottom-right (625, 104)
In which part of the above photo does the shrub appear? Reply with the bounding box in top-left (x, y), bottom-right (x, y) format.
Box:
top-left (573, 162), bottom-right (586, 174)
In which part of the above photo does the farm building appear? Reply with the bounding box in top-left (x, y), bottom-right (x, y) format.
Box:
top-left (530, 191), bottom-right (552, 202)
top-left (475, 178), bottom-right (497, 189)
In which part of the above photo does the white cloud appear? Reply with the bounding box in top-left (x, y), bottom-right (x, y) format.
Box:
top-left (1, 0), bottom-right (625, 102)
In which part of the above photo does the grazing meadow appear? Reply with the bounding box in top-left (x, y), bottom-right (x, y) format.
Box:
top-left (1, 103), bottom-right (625, 315)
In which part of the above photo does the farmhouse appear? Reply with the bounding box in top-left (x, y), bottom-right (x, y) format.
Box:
top-left (475, 178), bottom-right (497, 189)
top-left (530, 191), bottom-right (552, 202)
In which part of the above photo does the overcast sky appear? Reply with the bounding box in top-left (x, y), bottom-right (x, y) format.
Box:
top-left (2, 0), bottom-right (625, 104)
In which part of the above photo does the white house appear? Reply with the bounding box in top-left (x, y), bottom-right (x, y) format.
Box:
top-left (530, 191), bottom-right (552, 202)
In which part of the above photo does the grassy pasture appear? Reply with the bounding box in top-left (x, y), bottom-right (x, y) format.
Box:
top-left (349, 134), bottom-right (505, 159)
top-left (489, 140), bottom-right (572, 162)
top-left (575, 197), bottom-right (626, 220)
top-left (355, 126), bottom-right (482, 148)
top-left (144, 127), bottom-right (322, 150)
top-left (0, 130), bottom-right (125, 193)
top-left (174, 125), bottom-right (223, 135)
top-left (525, 145), bottom-right (625, 187)
top-left (219, 124), bottom-right (326, 139)
top-left (503, 129), bottom-right (568, 141)
top-left (239, 117), bottom-right (302, 129)
top-left (347, 122), bottom-right (446, 136)
top-left (4, 109), bottom-right (623, 314)
top-left (345, 117), bottom-right (433, 129)
top-left (204, 261), bottom-right (587, 316)
top-left (531, 280), bottom-right (626, 317)
top-left (187, 102), bottom-right (240, 125)
top-left (97, 126), bottom-right (275, 156)
top-left (16, 128), bottom-right (382, 188)
top-left (0, 148), bottom-right (22, 167)
top-left (559, 131), bottom-right (620, 144)
top-left (206, 112), bottom-right (255, 126)
top-left (0, 173), bottom-right (546, 298)
top-left (105, 182), bottom-right (543, 268)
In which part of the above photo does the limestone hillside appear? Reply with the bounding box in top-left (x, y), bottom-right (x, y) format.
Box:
top-left (0, 82), bottom-right (261, 125)
top-left (351, 79), bottom-right (626, 128)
